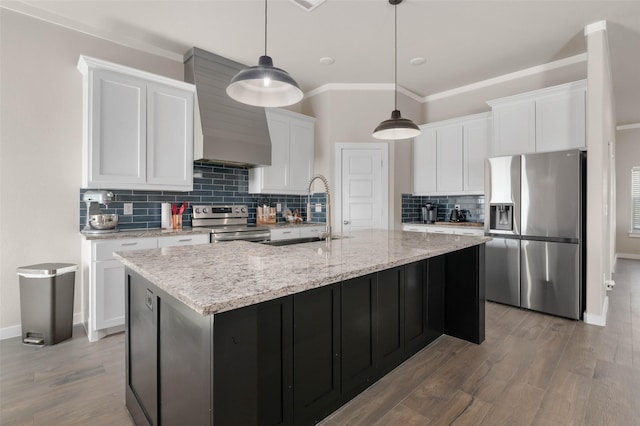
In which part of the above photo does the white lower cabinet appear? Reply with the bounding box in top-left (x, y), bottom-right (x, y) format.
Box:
top-left (402, 224), bottom-right (484, 236)
top-left (83, 234), bottom-right (208, 342)
top-left (270, 225), bottom-right (326, 241)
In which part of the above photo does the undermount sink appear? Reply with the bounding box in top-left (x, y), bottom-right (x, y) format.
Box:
top-left (262, 235), bottom-right (350, 247)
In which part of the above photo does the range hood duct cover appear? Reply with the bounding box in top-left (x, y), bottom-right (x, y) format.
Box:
top-left (184, 47), bottom-right (272, 167)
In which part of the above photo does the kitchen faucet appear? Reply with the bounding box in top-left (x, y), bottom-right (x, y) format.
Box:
top-left (307, 174), bottom-right (331, 242)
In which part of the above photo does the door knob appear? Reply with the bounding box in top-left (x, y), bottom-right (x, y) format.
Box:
top-left (343, 220), bottom-right (350, 225)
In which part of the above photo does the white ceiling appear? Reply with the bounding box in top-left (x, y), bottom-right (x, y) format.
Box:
top-left (4, 0), bottom-right (640, 125)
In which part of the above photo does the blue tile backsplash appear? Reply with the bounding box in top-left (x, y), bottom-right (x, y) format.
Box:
top-left (402, 194), bottom-right (485, 224)
top-left (80, 162), bottom-right (326, 231)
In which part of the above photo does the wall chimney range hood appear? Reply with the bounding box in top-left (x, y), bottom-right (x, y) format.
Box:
top-left (184, 47), bottom-right (272, 167)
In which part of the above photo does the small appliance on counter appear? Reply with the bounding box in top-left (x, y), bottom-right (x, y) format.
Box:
top-left (421, 204), bottom-right (437, 223)
top-left (82, 190), bottom-right (118, 234)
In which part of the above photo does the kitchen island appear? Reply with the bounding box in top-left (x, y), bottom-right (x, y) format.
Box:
top-left (115, 229), bottom-right (489, 425)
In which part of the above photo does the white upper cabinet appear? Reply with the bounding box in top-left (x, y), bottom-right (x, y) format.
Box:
top-left (463, 116), bottom-right (491, 193)
top-left (249, 108), bottom-right (315, 195)
top-left (487, 80), bottom-right (586, 157)
top-left (436, 124), bottom-right (464, 193)
top-left (413, 112), bottom-right (491, 196)
top-left (78, 56), bottom-right (195, 191)
top-left (413, 128), bottom-right (437, 195)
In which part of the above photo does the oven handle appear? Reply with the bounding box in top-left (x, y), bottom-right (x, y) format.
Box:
top-left (212, 231), bottom-right (270, 242)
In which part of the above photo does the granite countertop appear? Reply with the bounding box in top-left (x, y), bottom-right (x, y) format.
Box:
top-left (81, 227), bottom-right (212, 241)
top-left (405, 221), bottom-right (484, 228)
top-left (114, 229), bottom-right (490, 316)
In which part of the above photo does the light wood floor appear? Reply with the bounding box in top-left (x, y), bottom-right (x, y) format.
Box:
top-left (1, 259), bottom-right (639, 425)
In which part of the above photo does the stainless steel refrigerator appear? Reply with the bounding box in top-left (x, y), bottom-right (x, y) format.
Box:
top-left (484, 150), bottom-right (585, 320)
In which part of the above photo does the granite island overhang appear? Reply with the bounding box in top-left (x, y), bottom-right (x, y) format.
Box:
top-left (115, 229), bottom-right (490, 425)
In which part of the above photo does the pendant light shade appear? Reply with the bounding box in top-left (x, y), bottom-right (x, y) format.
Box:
top-left (226, 0), bottom-right (303, 107)
top-left (373, 109), bottom-right (421, 140)
top-left (373, 0), bottom-right (420, 140)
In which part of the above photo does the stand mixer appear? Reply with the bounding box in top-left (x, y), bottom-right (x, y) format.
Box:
top-left (82, 190), bottom-right (118, 234)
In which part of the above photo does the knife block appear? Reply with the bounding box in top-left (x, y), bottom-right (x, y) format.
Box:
top-left (256, 206), bottom-right (276, 225)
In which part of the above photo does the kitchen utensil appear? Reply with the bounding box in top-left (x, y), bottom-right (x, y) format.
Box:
top-left (450, 208), bottom-right (460, 222)
top-left (88, 214), bottom-right (119, 230)
top-left (178, 202), bottom-right (187, 215)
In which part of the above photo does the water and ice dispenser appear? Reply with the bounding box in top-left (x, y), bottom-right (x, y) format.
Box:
top-left (489, 204), bottom-right (513, 231)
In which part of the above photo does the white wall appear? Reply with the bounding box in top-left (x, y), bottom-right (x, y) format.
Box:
top-left (584, 23), bottom-right (616, 325)
top-left (0, 9), bottom-right (184, 335)
top-left (615, 128), bottom-right (640, 258)
top-left (301, 88), bottom-right (419, 231)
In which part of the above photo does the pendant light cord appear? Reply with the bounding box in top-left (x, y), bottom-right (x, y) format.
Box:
top-left (394, 1), bottom-right (398, 110)
top-left (264, 0), bottom-right (268, 56)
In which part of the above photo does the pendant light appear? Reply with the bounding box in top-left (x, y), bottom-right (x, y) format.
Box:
top-left (226, 0), bottom-right (303, 107)
top-left (373, 0), bottom-right (421, 140)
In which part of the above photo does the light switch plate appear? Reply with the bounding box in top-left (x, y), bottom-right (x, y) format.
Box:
top-left (124, 203), bottom-right (133, 215)
top-left (277, 203), bottom-right (282, 212)
top-left (315, 203), bottom-right (322, 213)
top-left (454, 204), bottom-right (460, 210)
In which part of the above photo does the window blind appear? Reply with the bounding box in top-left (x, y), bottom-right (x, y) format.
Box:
top-left (632, 167), bottom-right (640, 231)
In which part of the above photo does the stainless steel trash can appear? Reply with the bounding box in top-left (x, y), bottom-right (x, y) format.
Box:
top-left (17, 263), bottom-right (77, 346)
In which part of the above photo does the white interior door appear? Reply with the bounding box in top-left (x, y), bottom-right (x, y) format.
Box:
top-left (336, 143), bottom-right (388, 234)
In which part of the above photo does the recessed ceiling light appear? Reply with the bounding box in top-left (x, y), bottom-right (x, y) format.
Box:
top-left (319, 56), bottom-right (335, 65)
top-left (410, 57), bottom-right (426, 66)
top-left (290, 0), bottom-right (326, 12)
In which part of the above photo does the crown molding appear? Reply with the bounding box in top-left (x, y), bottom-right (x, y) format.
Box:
top-left (584, 20), bottom-right (607, 35)
top-left (1, 1), bottom-right (184, 62)
top-left (304, 83), bottom-right (423, 103)
top-left (616, 123), bottom-right (640, 131)
top-left (423, 53), bottom-right (587, 103)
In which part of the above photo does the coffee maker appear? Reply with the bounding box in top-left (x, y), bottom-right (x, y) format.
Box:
top-left (421, 204), bottom-right (437, 223)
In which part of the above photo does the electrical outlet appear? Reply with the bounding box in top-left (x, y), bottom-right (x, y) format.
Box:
top-left (315, 203), bottom-right (322, 213)
top-left (454, 204), bottom-right (460, 210)
top-left (276, 203), bottom-right (282, 212)
top-left (124, 203), bottom-right (133, 215)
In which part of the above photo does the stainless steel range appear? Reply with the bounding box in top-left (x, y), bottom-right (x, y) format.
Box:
top-left (192, 205), bottom-right (270, 243)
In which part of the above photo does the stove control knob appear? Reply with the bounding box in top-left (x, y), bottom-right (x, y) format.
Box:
top-left (195, 208), bottom-right (200, 214)
top-left (241, 207), bottom-right (247, 213)
top-left (235, 207), bottom-right (240, 213)
top-left (203, 208), bottom-right (208, 214)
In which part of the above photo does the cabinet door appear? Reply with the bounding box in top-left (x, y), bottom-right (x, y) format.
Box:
top-left (127, 272), bottom-right (158, 426)
top-left (436, 124), bottom-right (464, 193)
top-left (412, 128), bottom-right (437, 195)
top-left (404, 260), bottom-right (429, 356)
top-left (426, 256), bottom-right (445, 345)
top-left (214, 297), bottom-right (294, 426)
top-left (89, 69), bottom-right (146, 186)
top-left (376, 267), bottom-right (405, 374)
top-left (288, 118), bottom-right (314, 193)
top-left (463, 117), bottom-right (491, 193)
top-left (95, 259), bottom-right (126, 329)
top-left (535, 89), bottom-right (586, 152)
top-left (146, 82), bottom-right (194, 189)
top-left (262, 112), bottom-right (290, 191)
top-left (293, 284), bottom-right (341, 425)
top-left (341, 274), bottom-right (377, 399)
top-left (492, 101), bottom-right (536, 156)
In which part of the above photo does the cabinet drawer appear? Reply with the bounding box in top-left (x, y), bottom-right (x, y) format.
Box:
top-left (402, 225), bottom-right (428, 233)
top-left (426, 227), bottom-right (453, 235)
top-left (453, 228), bottom-right (484, 236)
top-left (299, 226), bottom-right (324, 238)
top-left (94, 238), bottom-right (157, 261)
top-left (270, 228), bottom-right (300, 241)
top-left (158, 234), bottom-right (210, 247)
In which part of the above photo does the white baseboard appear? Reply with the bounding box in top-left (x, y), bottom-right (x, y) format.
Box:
top-left (0, 313), bottom-right (83, 341)
top-left (583, 296), bottom-right (609, 326)
top-left (616, 252), bottom-right (640, 260)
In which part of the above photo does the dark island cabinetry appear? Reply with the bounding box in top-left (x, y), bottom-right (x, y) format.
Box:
top-left (125, 245), bottom-right (484, 426)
